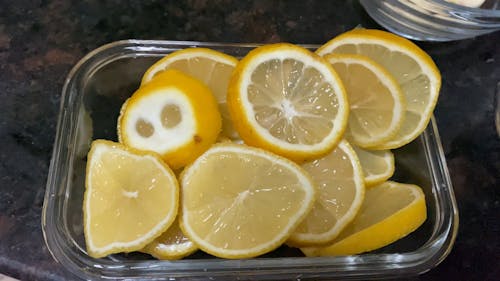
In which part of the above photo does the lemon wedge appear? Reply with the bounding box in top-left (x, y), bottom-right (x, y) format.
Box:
top-left (83, 140), bottom-right (179, 258)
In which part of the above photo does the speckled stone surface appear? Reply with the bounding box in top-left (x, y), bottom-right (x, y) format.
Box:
top-left (0, 0), bottom-right (499, 280)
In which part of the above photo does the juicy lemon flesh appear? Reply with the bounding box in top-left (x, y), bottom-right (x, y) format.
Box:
top-left (181, 144), bottom-right (315, 258)
top-left (290, 140), bottom-right (364, 244)
top-left (333, 181), bottom-right (418, 242)
top-left (331, 44), bottom-right (431, 145)
top-left (165, 58), bottom-right (235, 102)
top-left (184, 150), bottom-right (309, 250)
top-left (142, 218), bottom-right (197, 259)
top-left (249, 58), bottom-right (339, 145)
top-left (86, 142), bottom-right (177, 252)
top-left (331, 61), bottom-right (397, 144)
top-left (352, 145), bottom-right (394, 186)
top-left (148, 55), bottom-right (237, 139)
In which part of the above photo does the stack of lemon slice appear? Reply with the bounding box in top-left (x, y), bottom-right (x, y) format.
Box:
top-left (317, 28), bottom-right (441, 149)
top-left (83, 28), bottom-right (438, 260)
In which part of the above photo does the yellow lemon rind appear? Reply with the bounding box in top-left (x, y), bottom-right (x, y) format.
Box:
top-left (116, 98), bottom-right (129, 144)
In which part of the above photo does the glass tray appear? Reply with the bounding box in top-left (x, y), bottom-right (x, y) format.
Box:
top-left (42, 40), bottom-right (459, 280)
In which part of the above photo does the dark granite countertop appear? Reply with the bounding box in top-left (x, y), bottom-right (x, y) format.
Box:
top-left (1, 1), bottom-right (499, 280)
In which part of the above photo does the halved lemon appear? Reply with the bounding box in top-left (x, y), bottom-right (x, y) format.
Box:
top-left (352, 145), bottom-right (395, 187)
top-left (227, 43), bottom-right (349, 162)
top-left (118, 69), bottom-right (221, 169)
top-left (141, 48), bottom-right (239, 139)
top-left (317, 28), bottom-right (441, 149)
top-left (142, 218), bottom-right (197, 260)
top-left (180, 143), bottom-right (316, 259)
top-left (301, 181), bottom-right (426, 256)
top-left (83, 140), bottom-right (179, 258)
top-left (288, 140), bottom-right (365, 246)
top-left (325, 54), bottom-right (405, 148)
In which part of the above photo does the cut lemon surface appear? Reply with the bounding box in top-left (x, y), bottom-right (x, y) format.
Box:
top-left (142, 218), bottom-right (198, 260)
top-left (83, 140), bottom-right (179, 258)
top-left (352, 145), bottom-right (395, 187)
top-left (227, 43), bottom-right (349, 162)
top-left (288, 140), bottom-right (365, 246)
top-left (180, 143), bottom-right (316, 259)
top-left (317, 29), bottom-right (441, 149)
top-left (118, 69), bottom-right (221, 169)
top-left (301, 181), bottom-right (426, 256)
top-left (141, 48), bottom-right (239, 139)
top-left (325, 54), bottom-right (405, 148)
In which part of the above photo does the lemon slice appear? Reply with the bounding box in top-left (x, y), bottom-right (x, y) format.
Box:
top-left (351, 145), bottom-right (395, 187)
top-left (317, 29), bottom-right (441, 149)
top-left (142, 218), bottom-right (197, 260)
top-left (118, 69), bottom-right (221, 169)
top-left (301, 181), bottom-right (426, 256)
top-left (84, 140), bottom-right (179, 258)
top-left (141, 48), bottom-right (239, 139)
top-left (288, 140), bottom-right (365, 246)
top-left (227, 43), bottom-right (349, 162)
top-left (325, 54), bottom-right (405, 148)
top-left (180, 143), bottom-right (316, 259)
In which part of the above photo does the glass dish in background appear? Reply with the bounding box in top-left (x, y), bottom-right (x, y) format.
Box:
top-left (42, 40), bottom-right (459, 280)
top-left (360, 0), bottom-right (500, 41)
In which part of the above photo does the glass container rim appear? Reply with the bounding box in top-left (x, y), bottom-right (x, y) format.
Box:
top-left (42, 39), bottom-right (459, 280)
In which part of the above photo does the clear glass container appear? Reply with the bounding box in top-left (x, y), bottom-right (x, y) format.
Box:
top-left (360, 0), bottom-right (500, 41)
top-left (42, 40), bottom-right (459, 280)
